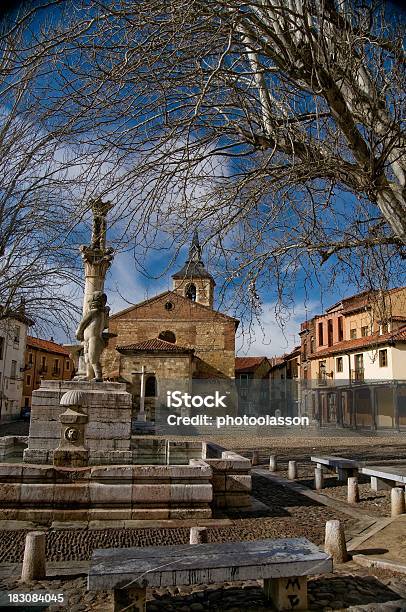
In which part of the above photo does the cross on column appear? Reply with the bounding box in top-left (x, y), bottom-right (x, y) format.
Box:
top-left (132, 365), bottom-right (154, 422)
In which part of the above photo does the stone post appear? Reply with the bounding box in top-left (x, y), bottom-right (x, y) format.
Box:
top-left (252, 450), bottom-right (260, 466)
top-left (190, 526), bottom-right (208, 544)
top-left (269, 455), bottom-right (277, 472)
top-left (314, 467), bottom-right (324, 490)
top-left (347, 477), bottom-right (360, 504)
top-left (324, 520), bottom-right (348, 564)
top-left (288, 460), bottom-right (297, 480)
top-left (391, 487), bottom-right (405, 517)
top-left (21, 532), bottom-right (46, 582)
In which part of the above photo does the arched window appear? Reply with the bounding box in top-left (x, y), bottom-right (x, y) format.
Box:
top-left (158, 330), bottom-right (176, 343)
top-left (145, 376), bottom-right (157, 397)
top-left (185, 283), bottom-right (197, 301)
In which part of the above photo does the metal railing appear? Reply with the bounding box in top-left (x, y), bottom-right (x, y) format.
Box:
top-left (351, 368), bottom-right (365, 382)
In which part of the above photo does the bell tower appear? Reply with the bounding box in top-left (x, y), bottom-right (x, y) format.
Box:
top-left (172, 231), bottom-right (215, 308)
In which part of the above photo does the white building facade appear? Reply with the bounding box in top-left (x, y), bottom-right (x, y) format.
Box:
top-left (0, 313), bottom-right (33, 422)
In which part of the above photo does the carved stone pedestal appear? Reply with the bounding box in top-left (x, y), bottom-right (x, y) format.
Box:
top-left (113, 587), bottom-right (146, 612)
top-left (24, 380), bottom-right (132, 465)
top-left (264, 576), bottom-right (308, 611)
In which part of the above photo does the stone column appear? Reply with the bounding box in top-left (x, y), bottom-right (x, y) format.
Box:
top-left (391, 487), bottom-right (405, 517)
top-left (190, 526), bottom-right (208, 544)
top-left (347, 477), bottom-right (359, 504)
top-left (21, 532), bottom-right (46, 582)
top-left (252, 450), bottom-right (260, 466)
top-left (288, 460), bottom-right (297, 480)
top-left (314, 467), bottom-right (324, 490)
top-left (324, 520), bottom-right (348, 564)
top-left (269, 455), bottom-right (277, 472)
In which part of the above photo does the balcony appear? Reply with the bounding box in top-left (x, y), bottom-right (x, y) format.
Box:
top-left (351, 368), bottom-right (365, 383)
top-left (317, 374), bottom-right (328, 387)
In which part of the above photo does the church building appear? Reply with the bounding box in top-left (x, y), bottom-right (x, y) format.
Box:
top-left (102, 233), bottom-right (239, 418)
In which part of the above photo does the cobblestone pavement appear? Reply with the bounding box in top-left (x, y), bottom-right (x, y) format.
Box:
top-left (0, 474), bottom-right (354, 563)
top-left (275, 465), bottom-right (392, 517)
top-left (1, 564), bottom-right (406, 611)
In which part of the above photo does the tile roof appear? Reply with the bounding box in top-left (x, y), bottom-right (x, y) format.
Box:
top-left (269, 356), bottom-right (285, 367)
top-left (326, 286), bottom-right (406, 314)
top-left (27, 336), bottom-right (70, 356)
top-left (235, 356), bottom-right (269, 372)
top-left (116, 338), bottom-right (194, 354)
top-left (309, 325), bottom-right (406, 358)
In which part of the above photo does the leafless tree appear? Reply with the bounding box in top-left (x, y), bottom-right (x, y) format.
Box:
top-left (1, 0), bottom-right (405, 334)
top-left (0, 6), bottom-right (109, 335)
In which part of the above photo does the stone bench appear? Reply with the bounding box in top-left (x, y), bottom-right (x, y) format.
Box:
top-left (311, 455), bottom-right (359, 482)
top-left (88, 537), bottom-right (332, 611)
top-left (360, 465), bottom-right (406, 491)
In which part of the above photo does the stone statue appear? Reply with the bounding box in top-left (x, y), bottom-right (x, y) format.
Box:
top-left (75, 291), bottom-right (110, 382)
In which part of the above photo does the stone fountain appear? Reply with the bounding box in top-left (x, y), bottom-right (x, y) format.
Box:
top-left (0, 200), bottom-right (251, 524)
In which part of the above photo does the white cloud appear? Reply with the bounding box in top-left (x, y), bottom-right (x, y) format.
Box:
top-left (236, 301), bottom-right (319, 357)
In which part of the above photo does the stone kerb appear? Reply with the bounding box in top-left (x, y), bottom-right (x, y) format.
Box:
top-left (0, 437), bottom-right (18, 461)
top-left (199, 448), bottom-right (252, 509)
top-left (0, 461), bottom-right (213, 522)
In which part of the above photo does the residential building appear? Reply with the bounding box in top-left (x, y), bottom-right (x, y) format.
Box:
top-left (0, 309), bottom-right (33, 421)
top-left (235, 356), bottom-right (271, 414)
top-left (269, 347), bottom-right (301, 417)
top-left (299, 287), bottom-right (406, 430)
top-left (22, 337), bottom-right (74, 409)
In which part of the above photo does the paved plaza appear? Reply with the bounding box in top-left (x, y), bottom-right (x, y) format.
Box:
top-left (0, 433), bottom-right (406, 610)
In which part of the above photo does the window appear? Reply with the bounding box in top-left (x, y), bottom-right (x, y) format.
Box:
top-left (14, 326), bottom-right (20, 345)
top-left (381, 322), bottom-right (388, 334)
top-left (26, 374), bottom-right (31, 386)
top-left (66, 361), bottom-right (70, 370)
top-left (338, 317), bottom-right (344, 341)
top-left (0, 337), bottom-right (4, 360)
top-left (185, 283), bottom-right (197, 301)
top-left (145, 376), bottom-right (157, 397)
top-left (10, 360), bottom-right (17, 379)
top-left (318, 360), bottom-right (327, 382)
top-left (310, 337), bottom-right (315, 353)
top-left (336, 357), bottom-right (343, 373)
top-left (379, 349), bottom-right (388, 367)
top-left (158, 330), bottom-right (176, 344)
top-left (354, 353), bottom-right (363, 370)
top-left (28, 353), bottom-right (33, 364)
top-left (53, 359), bottom-right (60, 374)
top-left (239, 373), bottom-right (249, 386)
top-left (350, 328), bottom-right (357, 339)
top-left (318, 322), bottom-right (324, 346)
top-left (361, 325), bottom-right (369, 337)
top-left (164, 301), bottom-right (174, 311)
top-left (327, 319), bottom-right (333, 347)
